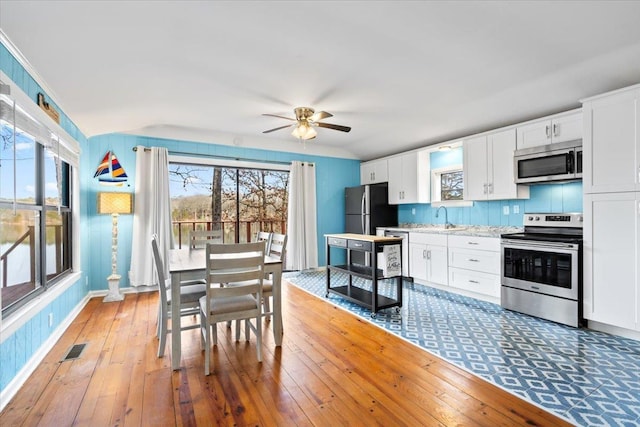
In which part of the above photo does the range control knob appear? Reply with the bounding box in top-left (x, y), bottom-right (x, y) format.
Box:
top-left (535, 216), bottom-right (540, 221)
top-left (528, 216), bottom-right (534, 221)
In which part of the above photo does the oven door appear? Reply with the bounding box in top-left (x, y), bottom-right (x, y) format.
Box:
top-left (501, 239), bottom-right (579, 300)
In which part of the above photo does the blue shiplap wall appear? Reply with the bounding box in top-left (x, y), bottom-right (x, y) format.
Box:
top-left (0, 42), bottom-right (89, 393)
top-left (398, 147), bottom-right (583, 225)
top-left (84, 134), bottom-right (361, 290)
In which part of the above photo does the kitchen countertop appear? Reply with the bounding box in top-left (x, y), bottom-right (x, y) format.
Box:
top-left (378, 224), bottom-right (523, 238)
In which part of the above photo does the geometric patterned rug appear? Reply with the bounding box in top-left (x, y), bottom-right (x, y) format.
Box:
top-left (284, 269), bottom-right (640, 427)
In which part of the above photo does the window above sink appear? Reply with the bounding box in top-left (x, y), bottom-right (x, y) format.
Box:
top-left (431, 164), bottom-right (473, 208)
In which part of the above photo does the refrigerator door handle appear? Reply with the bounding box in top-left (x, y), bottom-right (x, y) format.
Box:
top-left (361, 192), bottom-right (366, 234)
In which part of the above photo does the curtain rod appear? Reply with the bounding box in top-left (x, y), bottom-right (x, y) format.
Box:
top-left (132, 146), bottom-right (292, 166)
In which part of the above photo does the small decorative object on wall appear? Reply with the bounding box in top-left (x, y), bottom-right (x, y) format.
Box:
top-left (37, 92), bottom-right (60, 123)
top-left (94, 151), bottom-right (128, 186)
top-left (97, 191), bottom-right (134, 302)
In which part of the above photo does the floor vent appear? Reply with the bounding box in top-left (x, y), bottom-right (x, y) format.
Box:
top-left (62, 343), bottom-right (87, 361)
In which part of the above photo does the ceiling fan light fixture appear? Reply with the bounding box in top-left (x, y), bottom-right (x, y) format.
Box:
top-left (291, 122), bottom-right (317, 140)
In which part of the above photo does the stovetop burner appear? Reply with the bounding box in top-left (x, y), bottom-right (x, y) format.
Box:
top-left (501, 212), bottom-right (583, 243)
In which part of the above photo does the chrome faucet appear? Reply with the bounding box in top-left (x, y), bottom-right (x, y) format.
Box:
top-left (435, 206), bottom-right (453, 229)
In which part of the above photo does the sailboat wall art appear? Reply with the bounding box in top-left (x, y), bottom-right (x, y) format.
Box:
top-left (94, 151), bottom-right (128, 186)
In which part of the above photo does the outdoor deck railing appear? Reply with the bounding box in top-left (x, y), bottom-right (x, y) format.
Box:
top-left (172, 220), bottom-right (286, 249)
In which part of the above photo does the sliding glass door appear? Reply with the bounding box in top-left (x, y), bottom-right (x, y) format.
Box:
top-left (168, 162), bottom-right (288, 247)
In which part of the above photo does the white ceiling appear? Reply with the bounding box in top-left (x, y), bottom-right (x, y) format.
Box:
top-left (2, 1), bottom-right (640, 161)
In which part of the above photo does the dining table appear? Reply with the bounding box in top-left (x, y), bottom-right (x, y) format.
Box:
top-left (168, 247), bottom-right (283, 370)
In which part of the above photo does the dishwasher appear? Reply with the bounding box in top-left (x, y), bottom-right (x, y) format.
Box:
top-left (383, 230), bottom-right (411, 281)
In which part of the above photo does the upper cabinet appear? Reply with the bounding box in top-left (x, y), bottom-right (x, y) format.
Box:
top-left (360, 159), bottom-right (388, 185)
top-left (388, 150), bottom-right (430, 204)
top-left (582, 85), bottom-right (640, 194)
top-left (516, 110), bottom-right (583, 150)
top-left (464, 129), bottom-right (529, 201)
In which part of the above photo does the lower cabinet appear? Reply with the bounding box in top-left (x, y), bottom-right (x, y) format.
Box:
top-left (409, 232), bottom-right (448, 286)
top-left (584, 192), bottom-right (640, 331)
top-left (447, 234), bottom-right (500, 299)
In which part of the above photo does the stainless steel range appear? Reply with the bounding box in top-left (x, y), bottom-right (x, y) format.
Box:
top-left (500, 213), bottom-right (584, 327)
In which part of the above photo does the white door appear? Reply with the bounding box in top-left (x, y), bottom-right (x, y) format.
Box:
top-left (409, 242), bottom-right (427, 282)
top-left (584, 192), bottom-right (639, 330)
top-left (583, 89), bottom-right (640, 193)
top-left (387, 156), bottom-right (403, 204)
top-left (552, 112), bottom-right (582, 144)
top-left (487, 129), bottom-right (517, 200)
top-left (463, 135), bottom-right (488, 201)
top-left (516, 119), bottom-right (551, 150)
top-left (426, 244), bottom-right (448, 286)
top-left (400, 153), bottom-right (418, 203)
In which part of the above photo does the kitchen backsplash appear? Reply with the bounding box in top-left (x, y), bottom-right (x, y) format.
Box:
top-left (398, 181), bottom-right (583, 227)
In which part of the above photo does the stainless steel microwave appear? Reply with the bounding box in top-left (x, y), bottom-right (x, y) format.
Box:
top-left (514, 139), bottom-right (582, 184)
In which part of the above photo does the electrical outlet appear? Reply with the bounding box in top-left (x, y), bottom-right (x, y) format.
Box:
top-left (48, 313), bottom-right (53, 327)
top-left (503, 206), bottom-right (510, 215)
top-left (411, 208), bottom-right (416, 215)
top-left (513, 205), bottom-right (520, 214)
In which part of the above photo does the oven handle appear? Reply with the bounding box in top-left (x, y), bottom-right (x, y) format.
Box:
top-left (501, 239), bottom-right (579, 250)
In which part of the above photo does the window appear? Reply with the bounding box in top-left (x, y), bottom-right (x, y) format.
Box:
top-left (168, 160), bottom-right (289, 248)
top-left (431, 165), bottom-right (472, 207)
top-left (0, 83), bottom-right (76, 316)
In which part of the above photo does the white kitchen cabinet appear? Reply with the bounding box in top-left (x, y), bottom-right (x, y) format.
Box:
top-left (463, 129), bottom-right (529, 201)
top-left (582, 85), bottom-right (640, 194)
top-left (584, 192), bottom-right (640, 331)
top-left (516, 110), bottom-right (583, 150)
top-left (447, 235), bottom-right (500, 299)
top-left (388, 150), bottom-right (430, 204)
top-left (360, 159), bottom-right (388, 185)
top-left (409, 232), bottom-right (447, 286)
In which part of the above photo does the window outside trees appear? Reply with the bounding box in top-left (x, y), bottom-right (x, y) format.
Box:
top-left (0, 116), bottom-right (72, 314)
top-left (169, 162), bottom-right (289, 247)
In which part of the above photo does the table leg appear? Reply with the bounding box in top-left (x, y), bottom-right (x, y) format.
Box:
top-left (273, 267), bottom-right (283, 346)
top-left (171, 271), bottom-right (181, 370)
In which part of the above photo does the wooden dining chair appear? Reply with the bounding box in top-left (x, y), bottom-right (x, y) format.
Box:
top-left (189, 229), bottom-right (223, 249)
top-left (199, 241), bottom-right (266, 375)
top-left (262, 232), bottom-right (287, 321)
top-left (151, 234), bottom-right (207, 358)
top-left (254, 231), bottom-right (273, 253)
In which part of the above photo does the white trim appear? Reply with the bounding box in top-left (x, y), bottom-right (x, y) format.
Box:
top-left (0, 272), bottom-right (82, 343)
top-left (0, 70), bottom-right (80, 164)
top-left (587, 320), bottom-right (640, 342)
top-left (168, 154), bottom-right (290, 172)
top-left (0, 292), bottom-right (90, 412)
top-left (0, 29), bottom-right (67, 118)
top-left (430, 164), bottom-right (472, 207)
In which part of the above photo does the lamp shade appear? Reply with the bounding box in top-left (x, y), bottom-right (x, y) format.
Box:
top-left (97, 192), bottom-right (133, 214)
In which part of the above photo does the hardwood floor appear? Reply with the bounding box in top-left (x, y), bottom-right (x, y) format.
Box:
top-left (0, 280), bottom-right (572, 426)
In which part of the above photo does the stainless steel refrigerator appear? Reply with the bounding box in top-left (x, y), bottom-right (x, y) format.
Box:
top-left (345, 183), bottom-right (397, 265)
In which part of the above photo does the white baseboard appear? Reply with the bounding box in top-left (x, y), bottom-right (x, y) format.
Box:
top-left (0, 294), bottom-right (91, 412)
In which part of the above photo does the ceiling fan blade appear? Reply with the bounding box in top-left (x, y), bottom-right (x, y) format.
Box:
top-left (263, 124), bottom-right (294, 134)
top-left (262, 113), bottom-right (296, 121)
top-left (316, 122), bottom-right (351, 133)
top-left (310, 111), bottom-right (333, 121)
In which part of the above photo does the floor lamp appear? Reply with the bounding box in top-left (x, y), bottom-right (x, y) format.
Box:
top-left (97, 192), bottom-right (133, 302)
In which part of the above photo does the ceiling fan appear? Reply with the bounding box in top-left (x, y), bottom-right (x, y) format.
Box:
top-left (262, 107), bottom-right (351, 140)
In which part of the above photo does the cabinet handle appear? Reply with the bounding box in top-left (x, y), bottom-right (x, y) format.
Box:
top-left (467, 241), bottom-right (479, 245)
top-left (427, 250), bottom-right (431, 260)
top-left (423, 249), bottom-right (427, 259)
top-left (469, 280), bottom-right (480, 284)
top-left (553, 123), bottom-right (559, 136)
top-left (545, 124), bottom-right (551, 138)
top-left (468, 258), bottom-right (479, 262)
top-left (488, 183), bottom-right (493, 194)
top-left (483, 183), bottom-right (487, 194)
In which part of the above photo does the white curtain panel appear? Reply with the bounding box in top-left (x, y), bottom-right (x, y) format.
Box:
top-left (129, 146), bottom-right (173, 287)
top-left (286, 161), bottom-right (318, 270)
